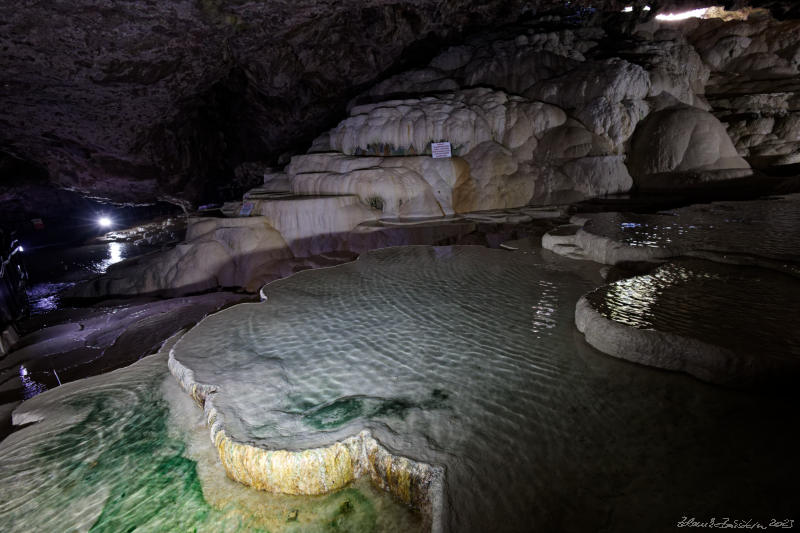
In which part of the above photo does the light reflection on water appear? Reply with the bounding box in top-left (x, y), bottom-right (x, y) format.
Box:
top-left (587, 259), bottom-right (799, 359)
top-left (27, 282), bottom-right (74, 314)
top-left (19, 366), bottom-right (46, 400)
top-left (616, 220), bottom-right (712, 247)
top-left (26, 242), bottom-right (132, 314)
top-left (2, 247), bottom-right (799, 532)
top-left (95, 242), bottom-right (125, 273)
top-left (585, 196), bottom-right (800, 259)
top-left (531, 280), bottom-right (558, 338)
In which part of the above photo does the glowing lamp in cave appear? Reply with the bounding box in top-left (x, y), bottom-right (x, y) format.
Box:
top-left (656, 7), bottom-right (710, 21)
top-left (98, 216), bottom-right (113, 229)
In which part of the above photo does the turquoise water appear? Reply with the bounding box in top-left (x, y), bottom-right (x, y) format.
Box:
top-left (0, 353), bottom-right (421, 532)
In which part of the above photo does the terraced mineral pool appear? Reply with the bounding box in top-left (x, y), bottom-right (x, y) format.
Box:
top-left (577, 259), bottom-right (800, 386)
top-left (579, 194), bottom-right (800, 261)
top-left (0, 350), bottom-right (423, 532)
top-left (169, 245), bottom-right (799, 532)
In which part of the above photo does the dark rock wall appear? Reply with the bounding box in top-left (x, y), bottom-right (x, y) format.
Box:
top-left (1, 0), bottom-right (543, 205)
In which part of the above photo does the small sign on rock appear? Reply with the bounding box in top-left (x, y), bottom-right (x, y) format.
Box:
top-left (431, 142), bottom-right (452, 159)
top-left (239, 201), bottom-right (254, 217)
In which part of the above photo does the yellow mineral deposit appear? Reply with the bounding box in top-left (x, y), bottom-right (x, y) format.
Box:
top-left (169, 349), bottom-right (443, 528)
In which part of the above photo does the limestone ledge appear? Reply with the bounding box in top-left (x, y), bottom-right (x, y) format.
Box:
top-left (543, 220), bottom-right (676, 265)
top-left (167, 348), bottom-right (444, 532)
top-left (575, 295), bottom-right (741, 386)
top-left (543, 203), bottom-right (800, 277)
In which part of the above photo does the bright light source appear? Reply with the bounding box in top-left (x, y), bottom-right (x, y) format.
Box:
top-left (656, 7), bottom-right (710, 21)
top-left (622, 6), bottom-right (633, 12)
top-left (643, 5), bottom-right (651, 10)
top-left (98, 216), bottom-right (113, 228)
top-left (18, 246), bottom-right (24, 252)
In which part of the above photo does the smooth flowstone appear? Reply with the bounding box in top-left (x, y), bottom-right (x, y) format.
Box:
top-left (169, 245), bottom-right (800, 532)
top-left (543, 194), bottom-right (800, 273)
top-left (576, 259), bottom-right (800, 386)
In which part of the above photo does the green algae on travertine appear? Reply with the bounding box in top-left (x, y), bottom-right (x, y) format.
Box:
top-left (298, 390), bottom-right (450, 430)
top-left (0, 353), bottom-right (420, 533)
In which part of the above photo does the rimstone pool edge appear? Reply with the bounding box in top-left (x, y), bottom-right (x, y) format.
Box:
top-left (167, 348), bottom-right (445, 532)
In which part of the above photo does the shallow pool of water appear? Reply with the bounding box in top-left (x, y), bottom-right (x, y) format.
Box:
top-left (0, 352), bottom-right (423, 532)
top-left (169, 245), bottom-right (799, 532)
top-left (582, 195), bottom-right (800, 261)
top-left (24, 241), bottom-right (144, 314)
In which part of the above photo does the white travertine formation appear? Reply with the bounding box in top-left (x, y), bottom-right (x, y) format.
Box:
top-left (527, 58), bottom-right (651, 108)
top-left (288, 88), bottom-right (630, 217)
top-left (687, 18), bottom-right (800, 76)
top-left (525, 58), bottom-right (652, 151)
top-left (627, 106), bottom-right (751, 186)
top-left (234, 195), bottom-right (379, 257)
top-left (291, 167), bottom-right (444, 218)
top-left (684, 17), bottom-right (800, 167)
top-left (288, 153), bottom-right (472, 216)
top-left (330, 88), bottom-right (566, 157)
top-left (65, 217), bottom-right (292, 297)
top-left (626, 28), bottom-right (711, 108)
top-left (576, 259), bottom-right (800, 387)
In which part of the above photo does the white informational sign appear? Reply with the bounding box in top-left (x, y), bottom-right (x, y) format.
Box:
top-left (431, 142), bottom-right (452, 159)
top-left (239, 201), bottom-right (254, 217)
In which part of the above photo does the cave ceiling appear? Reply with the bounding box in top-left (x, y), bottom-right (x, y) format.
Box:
top-left (0, 0), bottom-right (797, 206)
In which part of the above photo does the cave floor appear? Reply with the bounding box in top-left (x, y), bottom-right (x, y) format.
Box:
top-left (1, 185), bottom-right (798, 532)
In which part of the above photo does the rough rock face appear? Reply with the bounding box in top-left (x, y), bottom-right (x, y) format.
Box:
top-left (0, 0), bottom-right (570, 205)
top-left (682, 15), bottom-right (800, 168)
top-left (5, 2), bottom-right (797, 206)
top-left (627, 106), bottom-right (752, 187)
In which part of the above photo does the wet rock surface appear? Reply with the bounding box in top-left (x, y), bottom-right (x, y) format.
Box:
top-left (64, 217), bottom-right (292, 298)
top-left (169, 244), bottom-right (799, 531)
top-left (0, 344), bottom-right (422, 532)
top-left (544, 193), bottom-right (800, 273)
top-left (0, 291), bottom-right (251, 438)
top-left (577, 258), bottom-right (800, 386)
